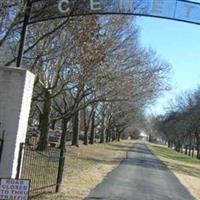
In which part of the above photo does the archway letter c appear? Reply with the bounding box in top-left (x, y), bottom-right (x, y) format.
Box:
top-left (58, 0), bottom-right (70, 13)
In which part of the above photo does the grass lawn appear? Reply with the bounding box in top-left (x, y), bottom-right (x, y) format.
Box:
top-left (32, 140), bottom-right (134, 200)
top-left (148, 143), bottom-right (200, 200)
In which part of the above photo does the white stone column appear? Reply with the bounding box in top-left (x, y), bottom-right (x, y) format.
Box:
top-left (0, 66), bottom-right (35, 178)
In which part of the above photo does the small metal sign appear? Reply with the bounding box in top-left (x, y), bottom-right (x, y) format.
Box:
top-left (0, 178), bottom-right (30, 200)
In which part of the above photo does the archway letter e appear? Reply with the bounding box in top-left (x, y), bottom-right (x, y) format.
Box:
top-left (90, 0), bottom-right (101, 11)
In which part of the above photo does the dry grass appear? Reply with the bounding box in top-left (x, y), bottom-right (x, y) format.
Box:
top-left (148, 143), bottom-right (200, 200)
top-left (33, 140), bottom-right (134, 200)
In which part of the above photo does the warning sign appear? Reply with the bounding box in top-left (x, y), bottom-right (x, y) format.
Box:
top-left (0, 178), bottom-right (30, 200)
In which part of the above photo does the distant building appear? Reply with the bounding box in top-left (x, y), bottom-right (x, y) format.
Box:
top-left (139, 132), bottom-right (148, 141)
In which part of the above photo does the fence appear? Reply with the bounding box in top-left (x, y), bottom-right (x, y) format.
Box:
top-left (20, 144), bottom-right (64, 197)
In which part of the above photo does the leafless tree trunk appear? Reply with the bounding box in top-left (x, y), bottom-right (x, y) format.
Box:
top-left (83, 107), bottom-right (89, 145)
top-left (37, 89), bottom-right (51, 151)
top-left (89, 109), bottom-right (96, 144)
top-left (60, 118), bottom-right (68, 150)
top-left (72, 111), bottom-right (79, 147)
top-left (195, 132), bottom-right (200, 159)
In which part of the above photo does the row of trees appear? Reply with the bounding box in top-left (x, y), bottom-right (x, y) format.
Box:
top-left (1, 1), bottom-right (170, 150)
top-left (151, 88), bottom-right (200, 159)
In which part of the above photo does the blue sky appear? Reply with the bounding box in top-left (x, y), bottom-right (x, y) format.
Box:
top-left (136, 16), bottom-right (200, 115)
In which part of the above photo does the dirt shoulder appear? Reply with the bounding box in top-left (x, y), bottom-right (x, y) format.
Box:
top-left (148, 143), bottom-right (200, 200)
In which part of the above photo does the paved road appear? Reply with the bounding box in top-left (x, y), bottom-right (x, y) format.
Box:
top-left (84, 142), bottom-right (195, 200)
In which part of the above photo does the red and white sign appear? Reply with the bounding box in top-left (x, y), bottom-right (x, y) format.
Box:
top-left (0, 178), bottom-right (30, 200)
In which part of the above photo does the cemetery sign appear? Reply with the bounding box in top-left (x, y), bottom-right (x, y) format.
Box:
top-left (29, 0), bottom-right (200, 25)
top-left (16, 0), bottom-right (200, 67)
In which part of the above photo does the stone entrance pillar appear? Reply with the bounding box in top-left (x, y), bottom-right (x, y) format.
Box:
top-left (0, 66), bottom-right (35, 178)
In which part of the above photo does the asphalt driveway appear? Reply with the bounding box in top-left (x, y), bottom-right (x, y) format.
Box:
top-left (84, 142), bottom-right (195, 200)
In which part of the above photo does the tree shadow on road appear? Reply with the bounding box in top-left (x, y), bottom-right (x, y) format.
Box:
top-left (106, 145), bottom-right (152, 155)
top-left (123, 156), bottom-right (168, 171)
top-left (74, 155), bottom-right (123, 165)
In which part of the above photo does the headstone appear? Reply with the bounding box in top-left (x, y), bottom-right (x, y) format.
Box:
top-left (0, 66), bottom-right (35, 178)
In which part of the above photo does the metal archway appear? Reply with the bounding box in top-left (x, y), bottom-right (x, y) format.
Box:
top-left (16, 0), bottom-right (200, 67)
